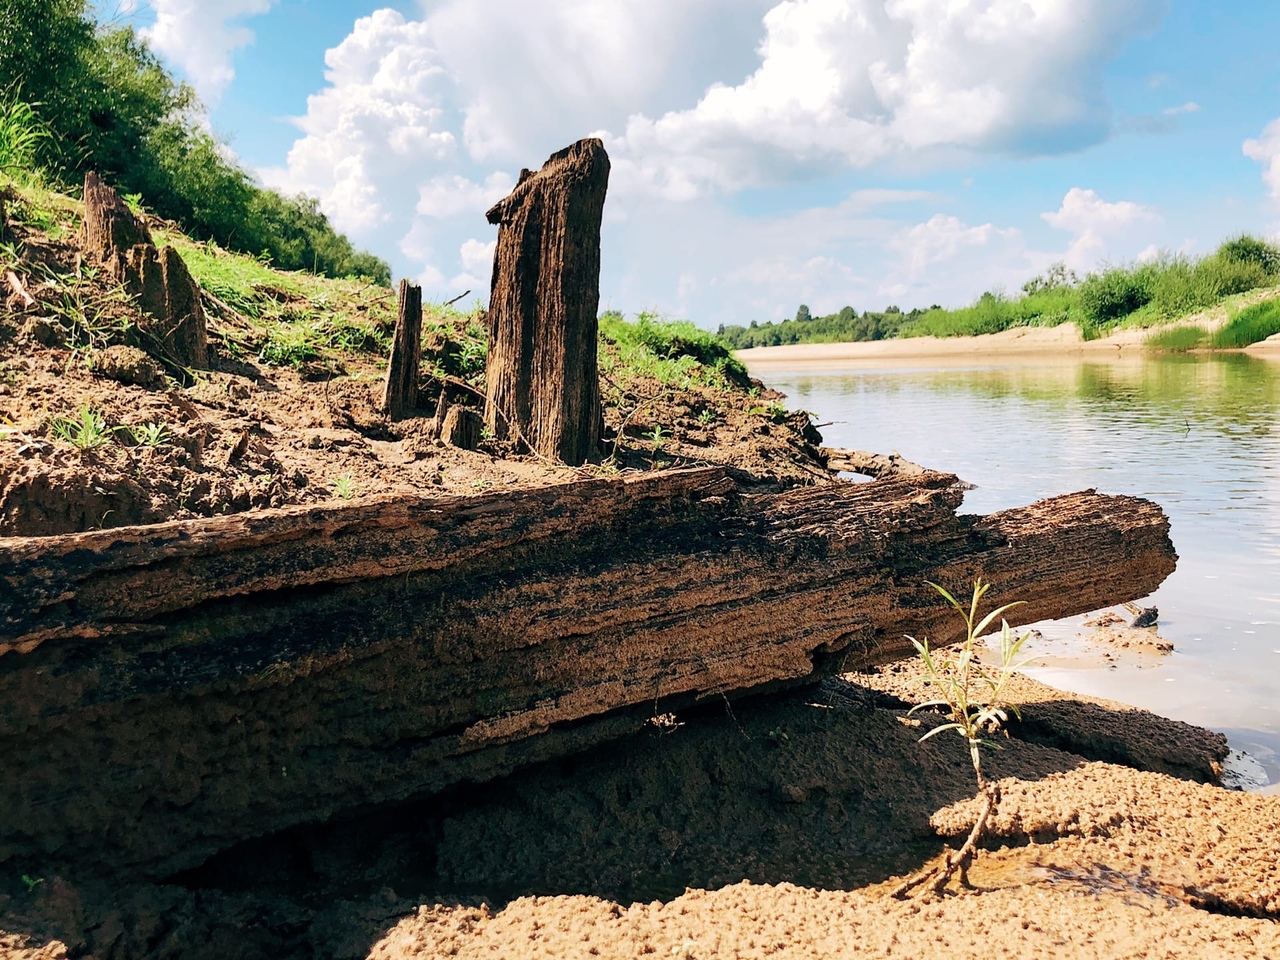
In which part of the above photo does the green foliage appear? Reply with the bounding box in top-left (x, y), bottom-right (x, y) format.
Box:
top-left (128, 421), bottom-right (170, 447)
top-left (0, 98), bottom-right (51, 173)
top-left (50, 405), bottom-right (115, 450)
top-left (722, 237), bottom-right (1280, 348)
top-left (1209, 299), bottom-right (1280, 348)
top-left (0, 1), bottom-right (390, 286)
top-left (332, 474), bottom-right (355, 500)
top-left (1077, 264), bottom-right (1155, 326)
top-left (599, 311), bottom-right (749, 390)
top-left (20, 874), bottom-right (42, 894)
top-left (893, 579), bottom-right (1035, 898)
top-left (1217, 234), bottom-right (1280, 275)
top-left (1145, 325), bottom-right (1208, 352)
top-left (907, 579), bottom-right (1034, 786)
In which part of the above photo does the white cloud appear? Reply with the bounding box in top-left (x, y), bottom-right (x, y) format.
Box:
top-left (1042, 187), bottom-right (1160, 269)
top-left (416, 174), bottom-right (516, 220)
top-left (1245, 119), bottom-right (1280, 201)
top-left (1164, 101), bottom-right (1200, 116)
top-left (609, 0), bottom-right (1164, 198)
top-left (261, 10), bottom-right (459, 238)
top-left (888, 214), bottom-right (1019, 281)
top-left (138, 0), bottom-right (276, 102)
top-left (264, 0), bottom-right (1168, 312)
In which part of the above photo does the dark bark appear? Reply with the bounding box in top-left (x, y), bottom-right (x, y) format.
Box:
top-left (484, 138), bottom-right (609, 464)
top-left (381, 280), bottom-right (423, 419)
top-left (0, 469), bottom-right (1176, 879)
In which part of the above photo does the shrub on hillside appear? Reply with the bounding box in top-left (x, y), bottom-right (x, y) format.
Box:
top-left (1217, 234), bottom-right (1280, 275)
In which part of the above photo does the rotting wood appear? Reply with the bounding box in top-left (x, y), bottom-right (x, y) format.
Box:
top-left (822, 447), bottom-right (979, 490)
top-left (484, 138), bottom-right (610, 464)
top-left (442, 406), bottom-right (481, 450)
top-left (83, 170), bottom-right (153, 258)
top-left (381, 279), bottom-right (423, 419)
top-left (82, 172), bottom-right (208, 369)
top-left (0, 467), bottom-right (1176, 880)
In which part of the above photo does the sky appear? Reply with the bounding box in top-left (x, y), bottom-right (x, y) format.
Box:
top-left (115, 0), bottom-right (1280, 329)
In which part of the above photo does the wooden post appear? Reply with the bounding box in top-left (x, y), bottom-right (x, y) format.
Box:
top-left (382, 279), bottom-right (423, 419)
top-left (484, 138), bottom-right (609, 464)
top-left (81, 172), bottom-right (208, 370)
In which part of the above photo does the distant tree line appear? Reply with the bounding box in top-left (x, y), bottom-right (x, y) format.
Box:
top-left (719, 235), bottom-right (1280, 348)
top-left (718, 303), bottom-right (938, 349)
top-left (0, 0), bottom-right (390, 285)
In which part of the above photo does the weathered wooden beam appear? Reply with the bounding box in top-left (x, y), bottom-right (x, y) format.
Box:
top-left (484, 138), bottom-right (609, 464)
top-left (381, 279), bottom-right (423, 419)
top-left (0, 470), bottom-right (1175, 878)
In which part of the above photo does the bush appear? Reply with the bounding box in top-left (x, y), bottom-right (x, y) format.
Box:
top-left (600, 311), bottom-right (750, 389)
top-left (1217, 234), bottom-right (1280, 275)
top-left (0, 1), bottom-right (390, 286)
top-left (1077, 265), bottom-right (1155, 325)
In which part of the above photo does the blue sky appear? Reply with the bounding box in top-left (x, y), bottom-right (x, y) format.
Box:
top-left (119, 1), bottom-right (1280, 327)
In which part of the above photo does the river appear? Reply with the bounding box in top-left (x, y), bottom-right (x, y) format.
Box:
top-left (753, 352), bottom-right (1280, 791)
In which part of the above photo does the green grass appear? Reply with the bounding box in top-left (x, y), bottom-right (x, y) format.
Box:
top-left (599, 311), bottom-right (749, 390)
top-left (1145, 325), bottom-right (1209, 352)
top-left (160, 230), bottom-right (395, 368)
top-left (1210, 300), bottom-right (1280, 348)
top-left (0, 99), bottom-right (51, 175)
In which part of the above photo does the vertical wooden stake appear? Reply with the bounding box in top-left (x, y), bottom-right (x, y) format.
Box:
top-left (484, 138), bottom-right (609, 464)
top-left (382, 279), bottom-right (423, 419)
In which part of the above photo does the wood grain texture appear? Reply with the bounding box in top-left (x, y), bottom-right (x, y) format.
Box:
top-left (484, 138), bottom-right (610, 464)
top-left (0, 470), bottom-right (1176, 878)
top-left (381, 280), bottom-right (423, 419)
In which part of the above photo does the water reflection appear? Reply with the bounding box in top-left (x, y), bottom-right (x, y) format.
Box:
top-left (760, 354), bottom-right (1280, 786)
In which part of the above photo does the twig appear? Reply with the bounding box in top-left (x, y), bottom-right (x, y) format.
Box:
top-left (443, 289), bottom-right (471, 308)
top-left (5, 269), bottom-right (35, 308)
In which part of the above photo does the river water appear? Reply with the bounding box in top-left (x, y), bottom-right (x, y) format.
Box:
top-left (754, 353), bottom-right (1280, 791)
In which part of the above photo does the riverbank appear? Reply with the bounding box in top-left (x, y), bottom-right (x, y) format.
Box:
top-left (737, 320), bottom-right (1280, 370)
top-left (6, 666), bottom-right (1279, 959)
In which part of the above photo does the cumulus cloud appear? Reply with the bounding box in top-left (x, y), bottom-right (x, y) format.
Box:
top-left (1042, 187), bottom-right (1160, 269)
top-left (265, 0), bottom-right (1166, 308)
top-left (416, 174), bottom-right (516, 220)
top-left (139, 0), bottom-right (276, 102)
top-left (1245, 119), bottom-right (1280, 201)
top-left (609, 0), bottom-right (1165, 197)
top-left (888, 214), bottom-right (1019, 282)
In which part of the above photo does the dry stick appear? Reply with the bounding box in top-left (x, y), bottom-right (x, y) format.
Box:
top-left (442, 289), bottom-right (471, 308)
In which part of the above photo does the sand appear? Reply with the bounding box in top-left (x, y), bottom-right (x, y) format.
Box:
top-left (735, 321), bottom-right (1280, 371)
top-left (4, 671), bottom-right (1277, 959)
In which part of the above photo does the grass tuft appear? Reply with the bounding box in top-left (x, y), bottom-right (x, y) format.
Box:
top-left (1209, 300), bottom-right (1280, 349)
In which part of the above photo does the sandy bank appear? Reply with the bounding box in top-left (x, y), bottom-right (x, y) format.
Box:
top-left (737, 322), bottom-right (1280, 370)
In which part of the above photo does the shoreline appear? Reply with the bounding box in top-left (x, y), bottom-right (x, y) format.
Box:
top-left (735, 322), bottom-right (1280, 370)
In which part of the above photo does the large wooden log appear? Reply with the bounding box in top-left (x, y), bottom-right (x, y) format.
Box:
top-left (0, 470), bottom-right (1175, 878)
top-left (484, 138), bottom-right (609, 464)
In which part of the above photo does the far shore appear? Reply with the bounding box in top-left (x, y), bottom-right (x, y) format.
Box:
top-left (735, 321), bottom-right (1280, 370)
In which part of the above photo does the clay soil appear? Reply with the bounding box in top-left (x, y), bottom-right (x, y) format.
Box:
top-left (3, 191), bottom-right (1279, 958)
